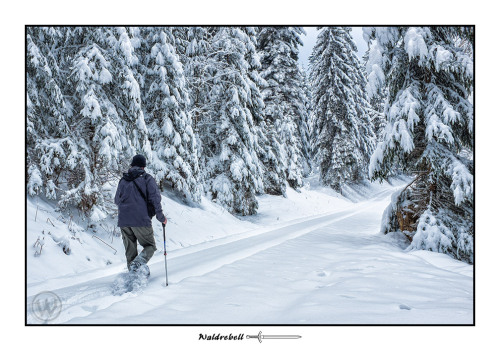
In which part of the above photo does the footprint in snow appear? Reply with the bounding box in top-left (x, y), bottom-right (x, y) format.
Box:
top-left (399, 304), bottom-right (412, 310)
top-left (316, 270), bottom-right (330, 277)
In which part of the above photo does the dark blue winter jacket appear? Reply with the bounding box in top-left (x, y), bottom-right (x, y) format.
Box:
top-left (114, 166), bottom-right (166, 227)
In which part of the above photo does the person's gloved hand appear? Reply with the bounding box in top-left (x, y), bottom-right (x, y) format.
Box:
top-left (163, 217), bottom-right (167, 226)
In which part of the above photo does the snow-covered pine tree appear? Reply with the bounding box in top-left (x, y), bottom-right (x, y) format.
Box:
top-left (363, 44), bottom-right (387, 143)
top-left (297, 65), bottom-right (313, 176)
top-left (170, 27), bottom-right (191, 65)
top-left (256, 27), bottom-right (306, 192)
top-left (244, 27), bottom-right (286, 196)
top-left (53, 27), bottom-right (151, 219)
top-left (64, 27), bottom-right (152, 163)
top-left (238, 27), bottom-right (274, 196)
top-left (175, 27), bottom-right (268, 205)
top-left (180, 26), bottom-right (219, 195)
top-left (27, 27), bottom-right (77, 201)
top-left (109, 27), bottom-right (152, 159)
top-left (198, 27), bottom-right (265, 215)
top-left (365, 27), bottom-right (474, 263)
top-left (310, 27), bottom-right (376, 191)
top-left (141, 28), bottom-right (201, 202)
top-left (59, 29), bottom-right (122, 218)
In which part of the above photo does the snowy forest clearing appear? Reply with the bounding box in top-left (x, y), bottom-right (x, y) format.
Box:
top-left (27, 178), bottom-right (472, 325)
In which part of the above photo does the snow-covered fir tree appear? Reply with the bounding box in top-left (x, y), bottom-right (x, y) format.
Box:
top-left (297, 65), bottom-right (313, 176)
top-left (363, 46), bottom-right (387, 143)
top-left (140, 28), bottom-right (202, 202)
top-left (166, 27), bottom-right (264, 215)
top-left (193, 27), bottom-right (265, 215)
top-left (180, 27), bottom-right (216, 150)
top-left (256, 27), bottom-right (306, 193)
top-left (365, 27), bottom-right (474, 263)
top-left (32, 27), bottom-right (152, 219)
top-left (57, 28), bottom-right (140, 218)
top-left (109, 27), bottom-right (152, 159)
top-left (310, 27), bottom-right (376, 191)
top-left (180, 27), bottom-right (223, 190)
top-left (27, 27), bottom-right (74, 201)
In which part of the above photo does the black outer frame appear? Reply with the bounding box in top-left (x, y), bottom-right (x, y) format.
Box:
top-left (24, 24), bottom-right (475, 327)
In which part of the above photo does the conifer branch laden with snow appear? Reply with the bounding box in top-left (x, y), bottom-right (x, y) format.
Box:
top-left (364, 26), bottom-right (474, 263)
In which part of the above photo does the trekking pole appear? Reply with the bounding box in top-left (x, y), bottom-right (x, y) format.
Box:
top-left (162, 223), bottom-right (168, 286)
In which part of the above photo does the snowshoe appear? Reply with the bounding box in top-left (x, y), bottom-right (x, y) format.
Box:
top-left (135, 263), bottom-right (150, 278)
top-left (111, 261), bottom-right (150, 296)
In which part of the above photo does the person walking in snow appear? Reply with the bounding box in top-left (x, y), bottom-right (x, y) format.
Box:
top-left (114, 154), bottom-right (167, 275)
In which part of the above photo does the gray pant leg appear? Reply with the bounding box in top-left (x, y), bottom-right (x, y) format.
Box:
top-left (121, 227), bottom-right (138, 269)
top-left (132, 226), bottom-right (157, 264)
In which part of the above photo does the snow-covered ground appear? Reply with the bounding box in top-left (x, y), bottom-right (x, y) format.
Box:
top-left (26, 176), bottom-right (473, 324)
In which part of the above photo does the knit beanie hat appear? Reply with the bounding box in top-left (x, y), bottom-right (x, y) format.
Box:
top-left (131, 154), bottom-right (147, 168)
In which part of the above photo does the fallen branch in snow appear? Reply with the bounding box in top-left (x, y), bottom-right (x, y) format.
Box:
top-left (33, 236), bottom-right (45, 256)
top-left (92, 235), bottom-right (117, 255)
top-left (46, 218), bottom-right (55, 227)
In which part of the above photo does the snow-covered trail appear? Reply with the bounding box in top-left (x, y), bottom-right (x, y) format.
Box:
top-left (27, 187), bottom-right (473, 324)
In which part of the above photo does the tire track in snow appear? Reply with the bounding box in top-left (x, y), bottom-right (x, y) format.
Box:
top-left (27, 188), bottom-right (395, 324)
top-left (160, 198), bottom-right (387, 285)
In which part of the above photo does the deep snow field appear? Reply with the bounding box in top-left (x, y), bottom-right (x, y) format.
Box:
top-left (26, 175), bottom-right (473, 324)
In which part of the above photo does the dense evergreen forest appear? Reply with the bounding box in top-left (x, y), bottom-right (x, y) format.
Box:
top-left (26, 26), bottom-right (474, 262)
